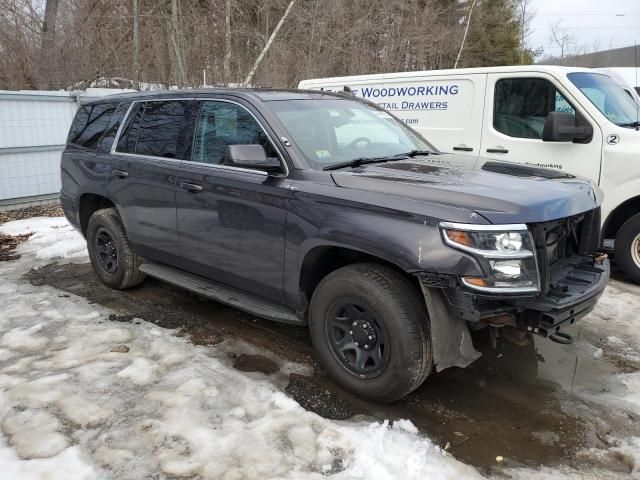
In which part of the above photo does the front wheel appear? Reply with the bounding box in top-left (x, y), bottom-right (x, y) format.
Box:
top-left (614, 213), bottom-right (640, 284)
top-left (309, 263), bottom-right (432, 403)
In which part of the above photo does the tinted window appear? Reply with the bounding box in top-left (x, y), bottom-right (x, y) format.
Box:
top-left (68, 103), bottom-right (116, 149)
top-left (96, 102), bottom-right (129, 153)
top-left (116, 101), bottom-right (188, 159)
top-left (494, 78), bottom-right (575, 139)
top-left (192, 101), bottom-right (278, 165)
top-left (136, 101), bottom-right (188, 159)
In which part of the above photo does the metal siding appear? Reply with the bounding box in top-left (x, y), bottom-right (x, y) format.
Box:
top-left (0, 90), bottom-right (132, 203)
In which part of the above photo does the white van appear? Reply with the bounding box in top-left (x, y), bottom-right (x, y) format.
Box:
top-left (299, 66), bottom-right (640, 282)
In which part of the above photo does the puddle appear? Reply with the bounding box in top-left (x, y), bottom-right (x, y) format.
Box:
top-left (28, 262), bottom-right (639, 472)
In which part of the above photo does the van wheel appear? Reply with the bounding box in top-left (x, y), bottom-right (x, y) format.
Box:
top-left (615, 213), bottom-right (640, 284)
top-left (86, 208), bottom-right (145, 289)
top-left (309, 263), bottom-right (432, 403)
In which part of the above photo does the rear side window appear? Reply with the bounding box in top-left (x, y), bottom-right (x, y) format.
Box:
top-left (96, 102), bottom-right (130, 153)
top-left (68, 103), bottom-right (117, 149)
top-left (494, 78), bottom-right (575, 139)
top-left (116, 101), bottom-right (189, 159)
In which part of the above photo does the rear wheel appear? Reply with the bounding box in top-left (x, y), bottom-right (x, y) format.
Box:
top-left (309, 263), bottom-right (432, 403)
top-left (614, 213), bottom-right (640, 284)
top-left (86, 208), bottom-right (145, 289)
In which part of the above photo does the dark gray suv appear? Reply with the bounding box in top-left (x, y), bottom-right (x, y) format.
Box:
top-left (61, 89), bottom-right (609, 402)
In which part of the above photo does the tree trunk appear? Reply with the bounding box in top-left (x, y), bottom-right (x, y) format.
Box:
top-left (223, 0), bottom-right (231, 85)
top-left (244, 0), bottom-right (297, 86)
top-left (454, 0), bottom-right (476, 69)
top-left (170, 0), bottom-right (187, 85)
top-left (133, 0), bottom-right (140, 87)
top-left (39, 0), bottom-right (60, 89)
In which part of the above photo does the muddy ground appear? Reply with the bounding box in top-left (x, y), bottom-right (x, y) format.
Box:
top-left (24, 261), bottom-right (638, 475)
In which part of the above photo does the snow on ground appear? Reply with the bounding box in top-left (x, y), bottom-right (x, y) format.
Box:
top-left (0, 217), bottom-right (481, 479)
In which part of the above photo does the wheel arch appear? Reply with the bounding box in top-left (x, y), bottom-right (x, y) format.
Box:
top-left (603, 195), bottom-right (640, 240)
top-left (297, 245), bottom-right (422, 311)
top-left (78, 193), bottom-right (116, 236)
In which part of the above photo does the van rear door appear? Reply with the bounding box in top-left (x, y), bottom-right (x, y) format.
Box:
top-left (480, 72), bottom-right (602, 181)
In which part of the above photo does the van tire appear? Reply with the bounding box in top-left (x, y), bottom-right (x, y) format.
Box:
top-left (615, 213), bottom-right (640, 284)
top-left (86, 208), bottom-right (145, 289)
top-left (309, 263), bottom-right (432, 403)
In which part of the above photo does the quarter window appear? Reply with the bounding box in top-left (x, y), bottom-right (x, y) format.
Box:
top-left (192, 101), bottom-right (278, 165)
top-left (68, 103), bottom-right (117, 150)
top-left (494, 78), bottom-right (575, 139)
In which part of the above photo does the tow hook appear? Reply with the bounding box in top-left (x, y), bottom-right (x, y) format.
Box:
top-left (548, 331), bottom-right (573, 345)
top-left (594, 253), bottom-right (608, 266)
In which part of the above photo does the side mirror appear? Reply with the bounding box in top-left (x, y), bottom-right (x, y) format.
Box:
top-left (225, 144), bottom-right (282, 173)
top-left (543, 112), bottom-right (593, 143)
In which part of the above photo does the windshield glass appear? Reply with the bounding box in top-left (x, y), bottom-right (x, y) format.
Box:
top-left (568, 72), bottom-right (639, 127)
top-left (266, 98), bottom-right (434, 170)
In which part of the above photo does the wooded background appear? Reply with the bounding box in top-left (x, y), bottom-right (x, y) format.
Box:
top-left (0, 0), bottom-right (536, 91)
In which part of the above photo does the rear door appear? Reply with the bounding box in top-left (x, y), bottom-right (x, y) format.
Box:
top-left (108, 99), bottom-right (193, 264)
top-left (175, 98), bottom-right (290, 303)
top-left (480, 73), bottom-right (602, 181)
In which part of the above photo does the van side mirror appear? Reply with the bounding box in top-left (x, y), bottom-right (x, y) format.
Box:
top-left (543, 112), bottom-right (593, 143)
top-left (225, 145), bottom-right (282, 173)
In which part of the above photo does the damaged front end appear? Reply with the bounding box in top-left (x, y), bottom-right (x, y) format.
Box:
top-left (419, 207), bottom-right (610, 372)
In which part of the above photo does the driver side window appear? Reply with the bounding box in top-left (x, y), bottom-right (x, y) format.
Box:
top-left (192, 101), bottom-right (278, 165)
top-left (494, 78), bottom-right (575, 139)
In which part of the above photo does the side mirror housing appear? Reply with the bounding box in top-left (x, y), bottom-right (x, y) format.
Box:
top-left (543, 112), bottom-right (593, 143)
top-left (225, 145), bottom-right (282, 173)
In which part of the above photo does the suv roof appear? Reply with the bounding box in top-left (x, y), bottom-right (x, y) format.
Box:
top-left (83, 87), bottom-right (347, 105)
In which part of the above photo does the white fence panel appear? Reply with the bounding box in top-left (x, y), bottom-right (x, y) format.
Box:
top-left (0, 89), bottom-right (134, 204)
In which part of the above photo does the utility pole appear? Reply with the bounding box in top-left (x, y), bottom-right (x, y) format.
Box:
top-left (244, 0), bottom-right (297, 86)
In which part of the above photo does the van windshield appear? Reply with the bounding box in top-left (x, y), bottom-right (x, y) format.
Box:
top-left (568, 72), bottom-right (640, 127)
top-left (266, 98), bottom-right (434, 170)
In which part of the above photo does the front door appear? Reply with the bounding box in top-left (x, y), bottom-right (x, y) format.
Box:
top-left (176, 99), bottom-right (290, 303)
top-left (480, 73), bottom-right (602, 182)
top-left (108, 100), bottom-right (192, 265)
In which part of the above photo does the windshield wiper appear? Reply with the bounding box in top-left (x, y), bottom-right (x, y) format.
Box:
top-left (322, 153), bottom-right (410, 171)
top-left (618, 121), bottom-right (640, 129)
top-left (403, 149), bottom-right (433, 157)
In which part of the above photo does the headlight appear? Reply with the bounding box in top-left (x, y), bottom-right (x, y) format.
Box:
top-left (439, 222), bottom-right (539, 293)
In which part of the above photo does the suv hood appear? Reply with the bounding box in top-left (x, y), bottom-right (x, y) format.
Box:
top-left (330, 156), bottom-right (601, 224)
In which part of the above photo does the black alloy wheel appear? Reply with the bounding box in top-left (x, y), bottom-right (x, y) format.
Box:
top-left (95, 227), bottom-right (118, 274)
top-left (326, 298), bottom-right (390, 378)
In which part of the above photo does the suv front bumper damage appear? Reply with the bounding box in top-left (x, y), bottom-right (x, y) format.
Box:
top-left (418, 255), bottom-right (610, 372)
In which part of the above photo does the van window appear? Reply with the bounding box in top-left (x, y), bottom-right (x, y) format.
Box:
top-left (494, 78), bottom-right (575, 139)
top-left (68, 103), bottom-right (117, 149)
top-left (116, 101), bottom-right (189, 159)
top-left (192, 101), bottom-right (278, 165)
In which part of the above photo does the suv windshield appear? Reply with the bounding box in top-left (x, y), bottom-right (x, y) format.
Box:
top-left (266, 98), bottom-right (434, 170)
top-left (568, 72), bottom-right (640, 127)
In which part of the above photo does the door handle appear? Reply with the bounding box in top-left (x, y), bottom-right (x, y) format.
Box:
top-left (112, 169), bottom-right (129, 178)
top-left (180, 182), bottom-right (203, 193)
top-left (486, 148), bottom-right (509, 154)
top-left (453, 146), bottom-right (474, 152)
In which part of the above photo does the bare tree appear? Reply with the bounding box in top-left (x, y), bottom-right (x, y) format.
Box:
top-left (549, 21), bottom-right (573, 64)
top-left (454, 0), bottom-right (476, 69)
top-left (39, 0), bottom-right (59, 88)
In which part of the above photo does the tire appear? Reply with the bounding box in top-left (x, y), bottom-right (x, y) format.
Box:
top-left (615, 213), bottom-right (640, 284)
top-left (309, 262), bottom-right (432, 403)
top-left (86, 208), bottom-right (145, 289)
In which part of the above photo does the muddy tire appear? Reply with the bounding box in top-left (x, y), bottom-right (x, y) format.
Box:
top-left (309, 262), bottom-right (432, 403)
top-left (614, 213), bottom-right (640, 284)
top-left (86, 208), bottom-right (145, 289)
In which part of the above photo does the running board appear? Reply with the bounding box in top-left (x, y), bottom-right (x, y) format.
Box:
top-left (139, 261), bottom-right (303, 325)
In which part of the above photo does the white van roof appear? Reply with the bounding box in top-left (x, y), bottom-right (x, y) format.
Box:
top-left (299, 65), bottom-right (597, 85)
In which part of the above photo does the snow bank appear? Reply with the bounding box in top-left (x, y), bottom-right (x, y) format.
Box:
top-left (0, 217), bottom-right (482, 479)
